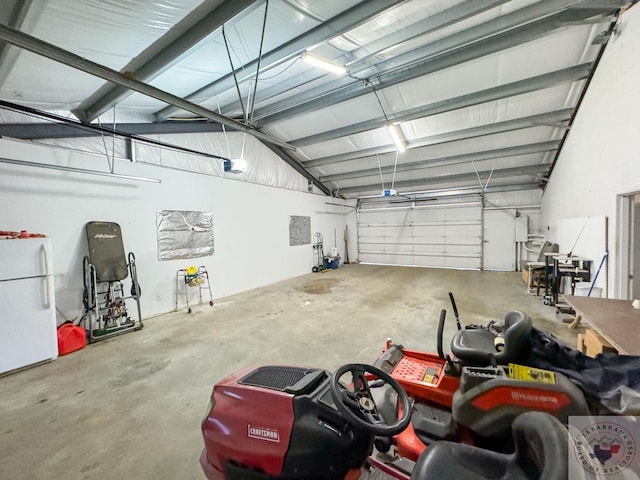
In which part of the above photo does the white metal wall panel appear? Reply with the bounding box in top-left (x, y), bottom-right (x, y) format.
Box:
top-left (358, 203), bottom-right (481, 269)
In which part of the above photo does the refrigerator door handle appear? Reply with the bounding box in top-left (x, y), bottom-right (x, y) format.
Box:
top-left (42, 242), bottom-right (53, 308)
top-left (44, 275), bottom-right (53, 309)
top-left (42, 242), bottom-right (51, 276)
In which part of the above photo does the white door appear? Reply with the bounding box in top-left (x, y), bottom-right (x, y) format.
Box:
top-left (619, 193), bottom-right (640, 300)
top-left (631, 199), bottom-right (640, 299)
top-left (483, 209), bottom-right (516, 271)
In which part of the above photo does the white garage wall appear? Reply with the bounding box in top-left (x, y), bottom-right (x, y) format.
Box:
top-left (0, 137), bottom-right (356, 323)
top-left (541, 4), bottom-right (640, 297)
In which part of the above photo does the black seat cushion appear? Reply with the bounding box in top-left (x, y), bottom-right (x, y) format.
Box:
top-left (450, 328), bottom-right (497, 365)
top-left (451, 311), bottom-right (532, 366)
top-left (411, 411), bottom-right (568, 480)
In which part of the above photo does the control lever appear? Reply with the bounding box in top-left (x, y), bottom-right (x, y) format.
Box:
top-left (448, 291), bottom-right (462, 331)
top-left (437, 309), bottom-right (456, 372)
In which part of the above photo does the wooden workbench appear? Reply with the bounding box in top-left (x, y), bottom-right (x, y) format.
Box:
top-left (564, 295), bottom-right (640, 355)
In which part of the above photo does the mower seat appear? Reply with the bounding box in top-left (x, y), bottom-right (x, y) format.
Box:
top-left (450, 311), bottom-right (532, 366)
top-left (410, 411), bottom-right (568, 480)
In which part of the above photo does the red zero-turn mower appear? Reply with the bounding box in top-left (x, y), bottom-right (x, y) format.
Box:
top-left (201, 293), bottom-right (635, 478)
top-left (200, 361), bottom-right (570, 479)
top-left (372, 294), bottom-right (590, 462)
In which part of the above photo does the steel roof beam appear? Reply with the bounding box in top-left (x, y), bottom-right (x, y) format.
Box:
top-left (343, 0), bottom-right (510, 67)
top-left (154, 0), bottom-right (405, 121)
top-left (254, 1), bottom-right (619, 125)
top-left (0, 23), bottom-right (294, 150)
top-left (0, 100), bottom-right (237, 161)
top-left (348, 0), bottom-right (627, 79)
top-left (291, 64), bottom-right (590, 147)
top-left (76, 0), bottom-right (261, 122)
top-left (303, 109), bottom-right (572, 168)
top-left (357, 182), bottom-right (541, 201)
top-left (0, 0), bottom-right (41, 90)
top-left (262, 142), bottom-right (330, 196)
top-left (338, 164), bottom-right (549, 195)
top-left (0, 121), bottom-right (226, 139)
top-left (218, 0), bottom-right (510, 117)
top-left (0, 0), bottom-right (33, 60)
top-left (318, 141), bottom-right (561, 183)
top-left (0, 99), bottom-right (332, 194)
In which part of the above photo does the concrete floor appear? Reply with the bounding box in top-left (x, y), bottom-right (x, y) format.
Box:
top-left (0, 264), bottom-right (579, 480)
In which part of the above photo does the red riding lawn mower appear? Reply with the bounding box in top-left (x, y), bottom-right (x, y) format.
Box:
top-left (200, 294), bottom-right (637, 479)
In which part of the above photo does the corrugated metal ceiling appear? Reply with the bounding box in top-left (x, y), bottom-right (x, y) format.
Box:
top-left (0, 0), bottom-right (636, 198)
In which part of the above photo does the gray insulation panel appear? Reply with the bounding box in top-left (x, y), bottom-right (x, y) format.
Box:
top-left (157, 210), bottom-right (214, 260)
top-left (289, 215), bottom-right (311, 246)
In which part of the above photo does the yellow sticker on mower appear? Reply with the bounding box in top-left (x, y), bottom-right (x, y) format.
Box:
top-left (508, 363), bottom-right (556, 384)
top-left (422, 374), bottom-right (435, 384)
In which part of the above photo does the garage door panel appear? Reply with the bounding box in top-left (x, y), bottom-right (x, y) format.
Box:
top-left (358, 203), bottom-right (481, 270)
top-left (359, 242), bottom-right (411, 254)
top-left (359, 210), bottom-right (392, 224)
top-left (359, 226), bottom-right (400, 237)
top-left (445, 225), bottom-right (481, 237)
top-left (445, 236), bottom-right (482, 246)
top-left (414, 255), bottom-right (446, 267)
top-left (370, 237), bottom-right (442, 246)
top-left (380, 226), bottom-right (414, 237)
top-left (383, 254), bottom-right (412, 265)
top-left (446, 244), bottom-right (482, 255)
top-left (385, 210), bottom-right (411, 224)
top-left (410, 237), bottom-right (447, 245)
top-left (360, 252), bottom-right (413, 265)
top-left (412, 209), bottom-right (445, 222)
top-left (446, 235), bottom-right (480, 246)
top-left (412, 225), bottom-right (446, 236)
top-left (413, 244), bottom-right (445, 255)
top-left (445, 256), bottom-right (480, 269)
top-left (444, 206), bottom-right (481, 221)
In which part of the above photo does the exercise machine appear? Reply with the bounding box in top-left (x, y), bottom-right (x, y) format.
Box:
top-left (82, 221), bottom-right (143, 343)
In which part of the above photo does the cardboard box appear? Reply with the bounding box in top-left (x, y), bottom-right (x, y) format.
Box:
top-left (583, 328), bottom-right (618, 357)
top-left (576, 333), bottom-right (585, 354)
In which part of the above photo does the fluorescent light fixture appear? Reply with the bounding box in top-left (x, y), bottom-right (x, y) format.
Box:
top-left (387, 124), bottom-right (406, 152)
top-left (301, 52), bottom-right (346, 75)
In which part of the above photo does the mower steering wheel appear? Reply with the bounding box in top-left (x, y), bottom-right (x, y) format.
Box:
top-left (330, 363), bottom-right (411, 436)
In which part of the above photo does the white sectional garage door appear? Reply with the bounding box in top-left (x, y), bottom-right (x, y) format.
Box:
top-left (358, 202), bottom-right (482, 269)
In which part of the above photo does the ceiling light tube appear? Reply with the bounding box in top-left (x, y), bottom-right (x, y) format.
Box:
top-left (388, 124), bottom-right (406, 152)
top-left (301, 52), bottom-right (346, 75)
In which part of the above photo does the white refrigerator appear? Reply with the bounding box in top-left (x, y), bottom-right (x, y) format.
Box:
top-left (0, 237), bottom-right (58, 374)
